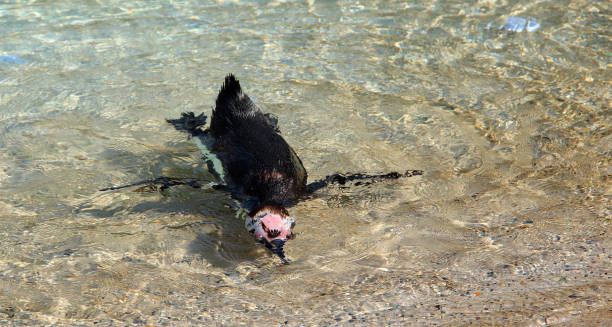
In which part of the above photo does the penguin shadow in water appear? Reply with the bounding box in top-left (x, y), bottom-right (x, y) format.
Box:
top-left (84, 169), bottom-right (264, 268)
top-left (101, 74), bottom-right (423, 264)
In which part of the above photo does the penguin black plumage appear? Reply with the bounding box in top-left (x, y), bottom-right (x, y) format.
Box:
top-left (169, 74), bottom-right (305, 262)
top-left (165, 74), bottom-right (422, 263)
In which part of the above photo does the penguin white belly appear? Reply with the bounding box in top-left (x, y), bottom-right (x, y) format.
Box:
top-left (193, 133), bottom-right (227, 184)
top-left (193, 133), bottom-right (256, 226)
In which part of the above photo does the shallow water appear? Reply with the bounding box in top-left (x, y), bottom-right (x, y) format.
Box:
top-left (1, 0), bottom-right (610, 325)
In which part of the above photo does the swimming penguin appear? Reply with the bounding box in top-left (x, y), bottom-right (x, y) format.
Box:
top-left (169, 75), bottom-right (305, 262)
top-left (105, 74), bottom-right (422, 263)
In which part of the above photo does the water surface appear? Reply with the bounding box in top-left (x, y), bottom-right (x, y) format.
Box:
top-left (0, 0), bottom-right (610, 325)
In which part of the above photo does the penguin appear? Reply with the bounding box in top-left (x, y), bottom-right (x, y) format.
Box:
top-left (108, 74), bottom-right (422, 263)
top-left (168, 75), bottom-right (306, 262)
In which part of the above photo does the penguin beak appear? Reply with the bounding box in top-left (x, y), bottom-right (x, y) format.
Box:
top-left (261, 238), bottom-right (289, 264)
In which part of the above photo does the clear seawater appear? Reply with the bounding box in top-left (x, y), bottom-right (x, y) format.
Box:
top-left (0, 0), bottom-right (610, 325)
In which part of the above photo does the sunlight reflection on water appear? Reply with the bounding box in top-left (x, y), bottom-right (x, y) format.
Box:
top-left (0, 0), bottom-right (610, 325)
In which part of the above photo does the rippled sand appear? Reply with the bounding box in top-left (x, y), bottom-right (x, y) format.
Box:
top-left (0, 0), bottom-right (610, 325)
